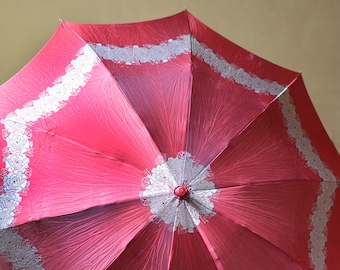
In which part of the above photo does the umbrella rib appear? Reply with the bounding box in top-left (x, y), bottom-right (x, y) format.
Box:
top-left (195, 225), bottom-right (223, 270)
top-left (212, 177), bottom-right (339, 190)
top-left (37, 129), bottom-right (123, 161)
top-left (181, 32), bottom-right (194, 183)
top-left (167, 216), bottom-right (176, 270)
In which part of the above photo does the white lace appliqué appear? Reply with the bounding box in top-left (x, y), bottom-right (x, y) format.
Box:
top-left (190, 37), bottom-right (285, 96)
top-left (279, 90), bottom-right (338, 270)
top-left (88, 35), bottom-right (191, 65)
top-left (0, 228), bottom-right (43, 269)
top-left (0, 45), bottom-right (99, 230)
top-left (140, 151), bottom-right (219, 233)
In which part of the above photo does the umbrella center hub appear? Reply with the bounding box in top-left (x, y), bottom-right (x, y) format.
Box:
top-left (174, 185), bottom-right (189, 199)
top-left (141, 151), bottom-right (220, 233)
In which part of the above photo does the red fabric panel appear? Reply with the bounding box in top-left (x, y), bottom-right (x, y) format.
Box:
top-left (187, 57), bottom-right (276, 166)
top-left (197, 213), bottom-right (306, 269)
top-left (15, 201), bottom-right (151, 269)
top-left (211, 95), bottom-right (318, 187)
top-left (107, 222), bottom-right (173, 269)
top-left (213, 181), bottom-right (320, 269)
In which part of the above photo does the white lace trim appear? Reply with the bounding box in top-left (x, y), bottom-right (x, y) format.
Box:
top-left (0, 45), bottom-right (100, 229)
top-left (279, 90), bottom-right (338, 270)
top-left (140, 151), bottom-right (219, 233)
top-left (89, 35), bottom-right (286, 96)
top-left (88, 35), bottom-right (191, 65)
top-left (0, 228), bottom-right (43, 269)
top-left (190, 37), bottom-right (286, 95)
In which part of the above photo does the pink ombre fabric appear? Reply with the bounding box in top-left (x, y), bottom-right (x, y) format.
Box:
top-left (1, 11), bottom-right (340, 270)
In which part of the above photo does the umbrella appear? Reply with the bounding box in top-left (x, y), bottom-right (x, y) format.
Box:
top-left (1, 10), bottom-right (340, 269)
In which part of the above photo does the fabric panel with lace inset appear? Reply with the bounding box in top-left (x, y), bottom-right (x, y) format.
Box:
top-left (88, 35), bottom-right (286, 96)
top-left (0, 45), bottom-right (100, 229)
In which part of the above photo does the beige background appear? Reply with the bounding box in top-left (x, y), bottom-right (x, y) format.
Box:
top-left (0, 0), bottom-right (339, 152)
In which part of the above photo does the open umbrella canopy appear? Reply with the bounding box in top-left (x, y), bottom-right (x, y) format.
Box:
top-left (1, 10), bottom-right (340, 270)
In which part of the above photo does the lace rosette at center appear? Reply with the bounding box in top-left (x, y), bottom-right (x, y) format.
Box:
top-left (140, 151), bottom-right (220, 233)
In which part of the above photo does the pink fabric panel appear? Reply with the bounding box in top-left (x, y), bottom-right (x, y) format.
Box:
top-left (104, 54), bottom-right (192, 157)
top-left (13, 64), bottom-right (160, 225)
top-left (187, 58), bottom-right (275, 166)
top-left (2, 60), bottom-right (161, 226)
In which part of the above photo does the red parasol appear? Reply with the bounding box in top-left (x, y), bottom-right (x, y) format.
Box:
top-left (1, 11), bottom-right (339, 269)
